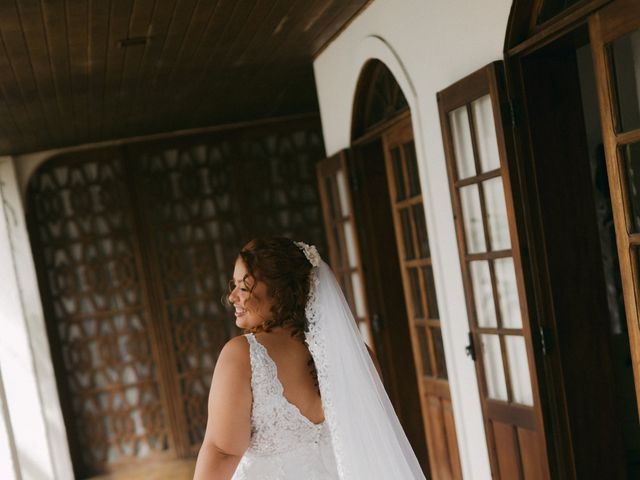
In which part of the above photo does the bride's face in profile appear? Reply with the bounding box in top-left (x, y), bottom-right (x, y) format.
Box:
top-left (229, 257), bottom-right (274, 329)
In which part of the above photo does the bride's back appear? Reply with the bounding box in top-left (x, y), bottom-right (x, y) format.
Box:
top-left (254, 330), bottom-right (324, 425)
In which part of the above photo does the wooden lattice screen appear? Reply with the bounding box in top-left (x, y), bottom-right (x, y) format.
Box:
top-left (27, 119), bottom-right (326, 477)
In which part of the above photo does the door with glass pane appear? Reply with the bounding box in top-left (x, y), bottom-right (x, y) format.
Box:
top-left (382, 118), bottom-right (462, 480)
top-left (438, 63), bottom-right (550, 479)
top-left (590, 0), bottom-right (640, 414)
top-left (316, 151), bottom-right (374, 346)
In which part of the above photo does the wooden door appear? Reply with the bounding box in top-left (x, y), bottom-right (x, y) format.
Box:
top-left (381, 118), bottom-right (462, 480)
top-left (590, 0), bottom-right (640, 414)
top-left (437, 63), bottom-right (550, 479)
top-left (316, 151), bottom-right (374, 347)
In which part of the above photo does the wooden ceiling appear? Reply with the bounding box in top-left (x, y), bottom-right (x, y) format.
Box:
top-left (0, 0), bottom-right (369, 155)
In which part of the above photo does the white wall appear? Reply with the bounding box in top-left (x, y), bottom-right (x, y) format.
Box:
top-left (313, 0), bottom-right (512, 477)
top-left (0, 157), bottom-right (74, 480)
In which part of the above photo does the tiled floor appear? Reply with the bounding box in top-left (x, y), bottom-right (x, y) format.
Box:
top-left (89, 459), bottom-right (196, 480)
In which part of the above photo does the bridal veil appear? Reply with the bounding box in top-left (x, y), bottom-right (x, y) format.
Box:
top-left (305, 260), bottom-right (427, 480)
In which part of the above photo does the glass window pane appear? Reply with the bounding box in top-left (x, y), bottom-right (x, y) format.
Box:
top-left (505, 335), bottom-right (534, 406)
top-left (400, 208), bottom-right (416, 260)
top-left (460, 185), bottom-right (487, 253)
top-left (608, 28), bottom-right (640, 133)
top-left (449, 106), bottom-right (476, 179)
top-left (351, 272), bottom-right (366, 319)
top-left (336, 170), bottom-right (350, 217)
top-left (480, 334), bottom-right (508, 401)
top-left (412, 203), bottom-right (430, 258)
top-left (391, 147), bottom-right (406, 201)
top-left (622, 142), bottom-right (640, 233)
top-left (494, 258), bottom-right (522, 329)
top-left (471, 95), bottom-right (500, 172)
top-left (416, 326), bottom-right (433, 377)
top-left (423, 266), bottom-right (439, 319)
top-left (483, 177), bottom-right (511, 250)
top-left (344, 221), bottom-right (357, 268)
top-left (432, 327), bottom-right (447, 380)
top-left (470, 261), bottom-right (497, 328)
top-left (408, 268), bottom-right (424, 319)
top-left (404, 141), bottom-right (422, 196)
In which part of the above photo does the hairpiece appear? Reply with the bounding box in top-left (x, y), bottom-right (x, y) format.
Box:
top-left (294, 241), bottom-right (321, 267)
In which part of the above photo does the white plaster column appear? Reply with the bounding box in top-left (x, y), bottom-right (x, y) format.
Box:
top-left (0, 156), bottom-right (74, 480)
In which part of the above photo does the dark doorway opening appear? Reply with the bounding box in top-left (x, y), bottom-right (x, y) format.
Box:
top-left (349, 137), bottom-right (430, 473)
top-left (519, 24), bottom-right (640, 478)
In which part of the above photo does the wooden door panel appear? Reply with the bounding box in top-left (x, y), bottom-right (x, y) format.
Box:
top-left (437, 62), bottom-right (550, 479)
top-left (493, 422), bottom-right (520, 479)
top-left (316, 151), bottom-right (373, 346)
top-left (382, 118), bottom-right (462, 479)
top-left (590, 0), bottom-right (640, 414)
top-left (518, 428), bottom-right (546, 480)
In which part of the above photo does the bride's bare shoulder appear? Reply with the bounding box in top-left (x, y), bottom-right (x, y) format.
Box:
top-left (215, 335), bottom-right (251, 374)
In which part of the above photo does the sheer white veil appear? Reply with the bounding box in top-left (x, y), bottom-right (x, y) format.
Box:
top-left (304, 259), bottom-right (427, 479)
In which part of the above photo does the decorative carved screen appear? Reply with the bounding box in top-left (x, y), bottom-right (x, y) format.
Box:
top-left (27, 118), bottom-right (326, 477)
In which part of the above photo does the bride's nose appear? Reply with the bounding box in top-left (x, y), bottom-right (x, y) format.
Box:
top-left (228, 286), bottom-right (239, 304)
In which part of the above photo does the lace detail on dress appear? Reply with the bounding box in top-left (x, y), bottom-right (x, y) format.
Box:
top-left (244, 333), bottom-right (326, 456)
top-left (304, 269), bottom-right (347, 478)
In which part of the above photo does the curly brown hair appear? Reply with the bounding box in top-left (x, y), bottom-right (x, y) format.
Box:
top-left (236, 237), bottom-right (313, 341)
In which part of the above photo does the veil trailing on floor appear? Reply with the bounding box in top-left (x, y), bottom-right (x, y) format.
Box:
top-left (304, 260), bottom-right (426, 480)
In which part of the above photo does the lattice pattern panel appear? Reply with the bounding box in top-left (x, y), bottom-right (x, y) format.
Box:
top-left (134, 124), bottom-right (327, 447)
top-left (28, 155), bottom-right (171, 474)
top-left (27, 120), bottom-right (328, 474)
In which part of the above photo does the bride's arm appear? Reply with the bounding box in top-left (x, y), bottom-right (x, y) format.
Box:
top-left (193, 336), bottom-right (252, 480)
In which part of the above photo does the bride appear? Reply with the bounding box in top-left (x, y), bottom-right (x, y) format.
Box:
top-left (193, 237), bottom-right (426, 479)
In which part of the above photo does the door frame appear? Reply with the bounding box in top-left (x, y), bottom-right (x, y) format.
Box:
top-left (504, 0), bottom-right (637, 477)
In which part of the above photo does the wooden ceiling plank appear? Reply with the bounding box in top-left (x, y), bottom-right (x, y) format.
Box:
top-left (101, 0), bottom-right (135, 139)
top-left (87, 0), bottom-right (113, 142)
top-left (40, 0), bottom-right (77, 145)
top-left (22, 0), bottom-right (75, 146)
top-left (119, 0), bottom-right (180, 135)
top-left (145, 0), bottom-right (222, 133)
top-left (0, 69), bottom-right (31, 152)
top-left (0, 1), bottom-right (54, 147)
top-left (111, 0), bottom-right (157, 140)
top-left (66, 0), bottom-right (90, 143)
top-left (308, 1), bottom-right (366, 56)
top-left (0, 20), bottom-right (30, 152)
top-left (187, 0), bottom-right (302, 126)
top-left (311, 0), bottom-right (372, 58)
top-left (221, 0), bottom-right (288, 67)
top-left (240, 0), bottom-right (314, 111)
top-left (165, 0), bottom-right (273, 128)
top-left (160, 0), bottom-right (241, 128)
top-left (130, 0), bottom-right (204, 135)
top-left (17, 0), bottom-right (65, 145)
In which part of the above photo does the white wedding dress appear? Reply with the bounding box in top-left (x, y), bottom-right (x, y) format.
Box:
top-left (231, 333), bottom-right (339, 480)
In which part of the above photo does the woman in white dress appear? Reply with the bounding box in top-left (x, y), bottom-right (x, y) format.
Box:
top-left (193, 237), bottom-right (426, 480)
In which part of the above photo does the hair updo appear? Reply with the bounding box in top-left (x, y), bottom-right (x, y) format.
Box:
top-left (237, 237), bottom-right (314, 340)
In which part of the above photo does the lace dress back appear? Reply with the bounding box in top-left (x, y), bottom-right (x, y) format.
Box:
top-left (231, 334), bottom-right (339, 480)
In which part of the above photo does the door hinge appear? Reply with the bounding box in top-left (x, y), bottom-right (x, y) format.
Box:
top-left (465, 331), bottom-right (476, 361)
top-left (539, 325), bottom-right (553, 356)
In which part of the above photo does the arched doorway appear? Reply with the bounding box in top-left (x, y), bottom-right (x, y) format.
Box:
top-left (316, 60), bottom-right (462, 479)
